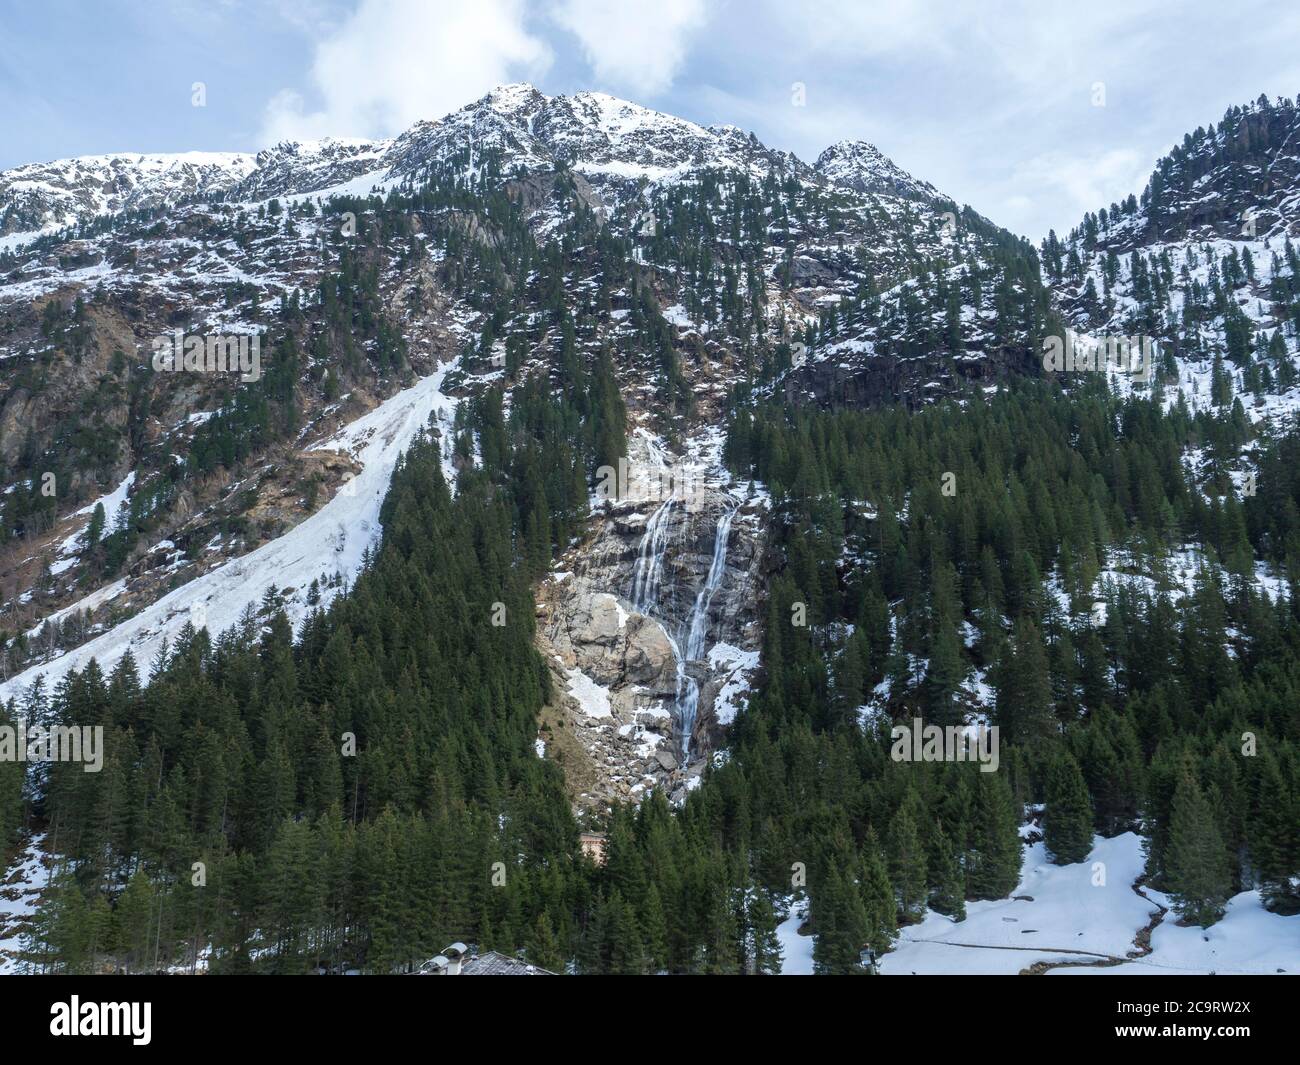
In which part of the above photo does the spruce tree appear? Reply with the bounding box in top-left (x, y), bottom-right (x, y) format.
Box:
top-left (84, 502), bottom-right (105, 550)
top-left (528, 911), bottom-right (564, 973)
top-left (641, 882), bottom-right (670, 972)
top-left (1166, 773), bottom-right (1231, 927)
top-left (968, 771), bottom-right (1023, 899)
top-left (859, 836), bottom-right (898, 953)
top-left (996, 617), bottom-right (1055, 744)
top-left (887, 805), bottom-right (929, 922)
top-left (928, 825), bottom-right (966, 920)
top-left (812, 866), bottom-right (867, 974)
top-left (1044, 752), bottom-right (1094, 865)
top-left (925, 624), bottom-right (966, 726)
top-left (747, 890), bottom-right (784, 974)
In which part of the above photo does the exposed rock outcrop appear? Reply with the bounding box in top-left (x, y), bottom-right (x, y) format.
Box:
top-left (534, 430), bottom-right (767, 810)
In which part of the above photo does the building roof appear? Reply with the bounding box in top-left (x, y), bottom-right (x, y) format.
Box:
top-left (462, 951), bottom-right (555, 976)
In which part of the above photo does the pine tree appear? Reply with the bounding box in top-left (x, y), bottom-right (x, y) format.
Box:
top-left (641, 882), bottom-right (670, 972)
top-left (859, 836), bottom-right (898, 952)
top-left (528, 911), bottom-right (564, 973)
top-left (113, 868), bottom-right (156, 974)
top-left (747, 890), bottom-right (784, 974)
top-left (1251, 754), bottom-right (1300, 912)
top-left (928, 825), bottom-right (966, 920)
top-left (925, 624), bottom-right (966, 726)
top-left (996, 617), bottom-right (1055, 743)
top-left (1166, 773), bottom-right (1231, 927)
top-left (1044, 752), bottom-right (1094, 865)
top-left (0, 702), bottom-right (22, 852)
top-left (968, 771), bottom-right (1023, 898)
top-left (812, 866), bottom-right (867, 974)
top-left (603, 889), bottom-right (646, 975)
top-left (83, 502), bottom-right (105, 550)
top-left (887, 805), bottom-right (929, 922)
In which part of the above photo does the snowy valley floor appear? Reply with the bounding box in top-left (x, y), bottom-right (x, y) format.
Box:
top-left (778, 831), bottom-right (1299, 975)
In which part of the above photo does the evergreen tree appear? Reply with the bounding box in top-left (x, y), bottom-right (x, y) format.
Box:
top-left (1044, 752), bottom-right (1094, 865)
top-left (928, 825), bottom-right (966, 920)
top-left (812, 866), bottom-right (868, 974)
top-left (746, 890), bottom-right (784, 974)
top-left (968, 772), bottom-right (1022, 898)
top-left (83, 502), bottom-right (105, 551)
top-left (887, 805), bottom-right (929, 923)
top-left (528, 911), bottom-right (564, 973)
top-left (996, 618), bottom-right (1055, 744)
top-left (1166, 773), bottom-right (1231, 927)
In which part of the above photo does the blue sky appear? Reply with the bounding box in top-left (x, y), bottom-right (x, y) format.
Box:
top-left (3, 0), bottom-right (1299, 241)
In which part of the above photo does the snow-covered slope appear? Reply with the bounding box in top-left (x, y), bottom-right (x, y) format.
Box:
top-left (539, 90), bottom-right (801, 181)
top-left (343, 83), bottom-right (816, 216)
top-left (0, 152), bottom-right (257, 241)
top-left (1047, 94), bottom-right (1300, 460)
top-left (226, 138), bottom-right (392, 203)
top-left (0, 360), bottom-right (461, 708)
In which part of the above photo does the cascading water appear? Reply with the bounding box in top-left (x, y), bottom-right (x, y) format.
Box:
top-left (628, 489), bottom-right (739, 761)
top-left (672, 506), bottom-right (737, 758)
top-left (630, 497), bottom-right (676, 613)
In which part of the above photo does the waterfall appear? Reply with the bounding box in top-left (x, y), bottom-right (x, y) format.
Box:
top-left (672, 506), bottom-right (737, 759)
top-left (630, 497), bottom-right (676, 613)
top-left (685, 506), bottom-right (737, 664)
top-left (628, 494), bottom-right (738, 761)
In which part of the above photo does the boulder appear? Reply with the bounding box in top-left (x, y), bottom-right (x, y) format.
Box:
top-left (567, 591), bottom-right (625, 647)
top-left (624, 615), bottom-right (678, 694)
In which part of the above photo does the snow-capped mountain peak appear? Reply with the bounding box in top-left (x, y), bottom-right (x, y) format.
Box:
top-left (0, 85), bottom-right (939, 247)
top-left (479, 81), bottom-right (549, 119)
top-left (0, 151), bottom-right (258, 240)
top-left (815, 138), bottom-right (941, 202)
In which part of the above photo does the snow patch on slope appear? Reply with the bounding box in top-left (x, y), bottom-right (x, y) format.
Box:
top-left (0, 834), bottom-right (52, 974)
top-left (0, 360), bottom-right (462, 707)
top-left (565, 667), bottom-right (613, 719)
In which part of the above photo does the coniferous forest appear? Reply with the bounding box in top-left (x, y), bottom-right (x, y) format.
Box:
top-left (6, 366), bottom-right (1299, 973)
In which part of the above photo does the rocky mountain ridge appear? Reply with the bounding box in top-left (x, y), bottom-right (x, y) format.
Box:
top-left (815, 139), bottom-right (943, 202)
top-left (1, 83), bottom-right (938, 243)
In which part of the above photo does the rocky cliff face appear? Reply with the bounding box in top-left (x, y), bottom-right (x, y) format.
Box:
top-left (815, 139), bottom-right (942, 202)
top-left (535, 430), bottom-right (766, 809)
top-left (1044, 94), bottom-right (1300, 446)
top-left (1061, 95), bottom-right (1300, 254)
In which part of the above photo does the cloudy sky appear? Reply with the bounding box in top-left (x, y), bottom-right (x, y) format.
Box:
top-left (3, 0), bottom-right (1298, 240)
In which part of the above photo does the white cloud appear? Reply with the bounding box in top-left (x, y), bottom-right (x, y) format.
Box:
top-left (1005, 148), bottom-right (1156, 236)
top-left (551, 0), bottom-right (708, 97)
top-left (775, 0), bottom-right (949, 59)
top-left (768, 0), bottom-right (1163, 80)
top-left (260, 0), bottom-right (551, 144)
top-left (709, 0), bottom-right (1288, 239)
